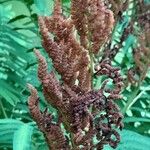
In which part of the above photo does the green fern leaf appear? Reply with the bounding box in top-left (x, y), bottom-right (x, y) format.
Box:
top-left (0, 119), bottom-right (23, 146)
top-left (13, 124), bottom-right (33, 150)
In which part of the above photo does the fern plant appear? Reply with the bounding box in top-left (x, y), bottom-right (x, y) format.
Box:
top-left (0, 0), bottom-right (149, 150)
top-left (0, 3), bottom-right (33, 106)
top-left (26, 0), bottom-right (150, 149)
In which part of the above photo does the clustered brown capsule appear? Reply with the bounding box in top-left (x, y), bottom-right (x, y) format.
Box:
top-left (27, 0), bottom-right (125, 149)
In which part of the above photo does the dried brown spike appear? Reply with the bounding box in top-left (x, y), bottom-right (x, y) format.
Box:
top-left (27, 83), bottom-right (39, 113)
top-left (27, 84), bottom-right (44, 130)
top-left (71, 0), bottom-right (88, 48)
top-left (88, 0), bottom-right (115, 54)
top-left (34, 49), bottom-right (48, 82)
top-left (53, 0), bottom-right (62, 18)
top-left (27, 0), bottom-right (124, 149)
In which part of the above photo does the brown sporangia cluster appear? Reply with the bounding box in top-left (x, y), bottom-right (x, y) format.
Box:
top-left (27, 0), bottom-right (124, 149)
top-left (28, 84), bottom-right (69, 149)
top-left (127, 1), bottom-right (150, 85)
top-left (100, 0), bottom-right (131, 62)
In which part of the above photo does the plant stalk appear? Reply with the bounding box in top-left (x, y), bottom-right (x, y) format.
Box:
top-left (0, 99), bottom-right (8, 118)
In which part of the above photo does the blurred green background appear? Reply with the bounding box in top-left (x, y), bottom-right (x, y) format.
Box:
top-left (0, 0), bottom-right (150, 150)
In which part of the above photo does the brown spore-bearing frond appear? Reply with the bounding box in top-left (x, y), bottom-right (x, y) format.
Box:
top-left (94, 110), bottom-right (123, 149)
top-left (34, 49), bottom-right (62, 107)
top-left (69, 88), bottom-right (106, 134)
top-left (34, 49), bottom-right (48, 82)
top-left (71, 0), bottom-right (88, 48)
top-left (28, 84), bottom-right (69, 150)
top-left (27, 0), bottom-right (124, 149)
top-left (42, 72), bottom-right (62, 108)
top-left (38, 16), bottom-right (64, 78)
top-left (28, 60), bottom-right (124, 148)
top-left (68, 87), bottom-right (123, 148)
top-left (27, 84), bottom-right (43, 129)
top-left (38, 13), bottom-right (90, 87)
top-left (78, 69), bottom-right (92, 92)
top-left (88, 0), bottom-right (115, 54)
top-left (42, 110), bottom-right (70, 150)
top-left (41, 0), bottom-right (63, 34)
top-left (95, 59), bottom-right (123, 99)
top-left (53, 0), bottom-right (62, 18)
top-left (93, 60), bottom-right (124, 148)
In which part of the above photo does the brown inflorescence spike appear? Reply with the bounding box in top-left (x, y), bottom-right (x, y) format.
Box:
top-left (71, 0), bottom-right (89, 48)
top-left (34, 49), bottom-right (48, 82)
top-left (27, 84), bottom-right (43, 129)
top-left (27, 84), bottom-right (69, 150)
top-left (27, 0), bottom-right (124, 149)
top-left (95, 59), bottom-right (123, 98)
top-left (53, 0), bottom-right (62, 18)
top-left (88, 0), bottom-right (115, 54)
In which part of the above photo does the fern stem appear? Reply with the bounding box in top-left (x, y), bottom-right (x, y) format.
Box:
top-left (0, 99), bottom-right (8, 118)
top-left (122, 64), bottom-right (149, 114)
top-left (122, 86), bottom-right (140, 114)
top-left (126, 86), bottom-right (150, 112)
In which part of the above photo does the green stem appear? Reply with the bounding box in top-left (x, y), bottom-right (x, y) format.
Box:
top-left (128, 86), bottom-right (150, 111)
top-left (122, 86), bottom-right (140, 114)
top-left (122, 64), bottom-right (149, 114)
top-left (0, 99), bottom-right (8, 118)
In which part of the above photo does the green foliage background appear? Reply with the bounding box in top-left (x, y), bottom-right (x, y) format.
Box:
top-left (0, 0), bottom-right (149, 150)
